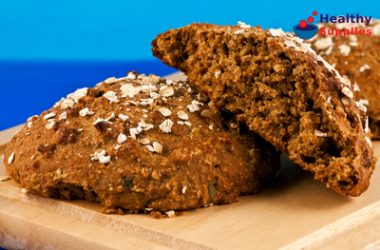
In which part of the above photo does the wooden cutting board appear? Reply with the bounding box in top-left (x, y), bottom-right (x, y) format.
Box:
top-left (0, 73), bottom-right (380, 250)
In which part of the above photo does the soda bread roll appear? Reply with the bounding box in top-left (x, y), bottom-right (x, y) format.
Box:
top-left (3, 72), bottom-right (279, 215)
top-left (152, 23), bottom-right (376, 196)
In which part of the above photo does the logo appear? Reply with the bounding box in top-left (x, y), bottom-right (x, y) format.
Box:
top-left (293, 11), bottom-right (374, 40)
top-left (293, 11), bottom-right (319, 39)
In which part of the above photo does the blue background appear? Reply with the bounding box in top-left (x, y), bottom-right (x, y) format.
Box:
top-left (0, 0), bottom-right (379, 130)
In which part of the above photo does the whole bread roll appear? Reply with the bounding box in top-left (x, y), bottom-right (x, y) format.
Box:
top-left (3, 72), bottom-right (279, 215)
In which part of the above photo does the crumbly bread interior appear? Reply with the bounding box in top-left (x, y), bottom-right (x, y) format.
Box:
top-left (152, 23), bottom-right (376, 196)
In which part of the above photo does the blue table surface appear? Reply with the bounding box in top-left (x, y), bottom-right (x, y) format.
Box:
top-left (0, 60), bottom-right (176, 130)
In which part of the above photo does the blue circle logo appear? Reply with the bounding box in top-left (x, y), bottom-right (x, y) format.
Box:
top-left (294, 11), bottom-right (319, 40)
top-left (293, 24), bottom-right (318, 39)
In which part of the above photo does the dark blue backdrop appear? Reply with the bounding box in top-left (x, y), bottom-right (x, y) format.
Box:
top-left (0, 60), bottom-right (175, 130)
top-left (0, 0), bottom-right (379, 130)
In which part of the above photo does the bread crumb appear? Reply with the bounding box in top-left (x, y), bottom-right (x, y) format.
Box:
top-left (165, 210), bottom-right (176, 218)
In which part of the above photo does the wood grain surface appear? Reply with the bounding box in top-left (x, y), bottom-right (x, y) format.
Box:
top-left (0, 73), bottom-right (379, 250)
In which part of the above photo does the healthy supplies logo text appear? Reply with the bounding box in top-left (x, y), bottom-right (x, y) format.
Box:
top-left (294, 11), bottom-right (373, 39)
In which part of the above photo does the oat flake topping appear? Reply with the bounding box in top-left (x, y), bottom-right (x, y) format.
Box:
top-left (8, 152), bottom-right (15, 165)
top-left (79, 108), bottom-right (95, 117)
top-left (91, 150), bottom-right (111, 164)
top-left (67, 88), bottom-right (88, 103)
top-left (159, 119), bottom-right (174, 133)
top-left (177, 110), bottom-right (189, 120)
top-left (159, 86), bottom-right (174, 97)
top-left (103, 91), bottom-right (119, 103)
top-left (117, 133), bottom-right (127, 144)
top-left (59, 112), bottom-right (67, 121)
top-left (159, 107), bottom-right (172, 117)
top-left (44, 112), bottom-right (56, 120)
top-left (118, 114), bottom-right (129, 121)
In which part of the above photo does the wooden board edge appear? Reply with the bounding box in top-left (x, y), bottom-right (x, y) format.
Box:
top-left (164, 71), bottom-right (186, 81)
top-left (0, 196), bottom-right (170, 250)
top-left (280, 200), bottom-right (380, 250)
top-left (0, 182), bottom-right (212, 250)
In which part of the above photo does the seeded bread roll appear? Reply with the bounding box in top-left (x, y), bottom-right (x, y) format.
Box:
top-left (3, 72), bottom-right (279, 215)
top-left (152, 23), bottom-right (377, 196)
top-left (309, 21), bottom-right (380, 139)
